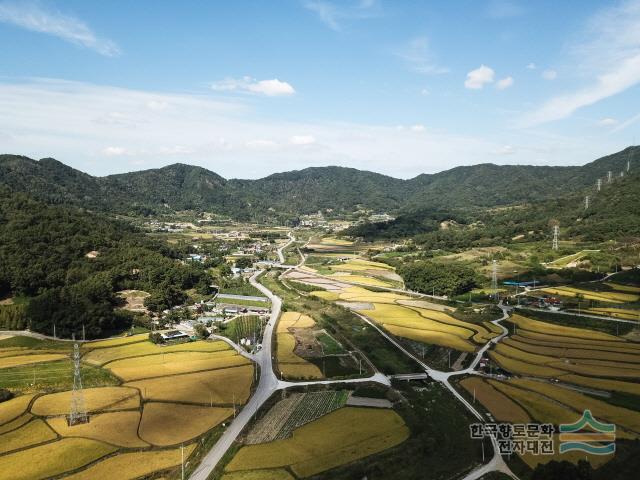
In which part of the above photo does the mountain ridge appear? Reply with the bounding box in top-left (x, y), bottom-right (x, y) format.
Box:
top-left (0, 146), bottom-right (637, 218)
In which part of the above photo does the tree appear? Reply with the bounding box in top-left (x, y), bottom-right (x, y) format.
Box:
top-left (194, 323), bottom-right (210, 339)
top-left (235, 257), bottom-right (254, 269)
top-left (398, 261), bottom-right (477, 297)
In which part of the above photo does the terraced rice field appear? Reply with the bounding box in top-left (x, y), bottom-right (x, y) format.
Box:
top-left (31, 386), bottom-right (140, 415)
top-left (458, 377), bottom-right (530, 423)
top-left (539, 286), bottom-right (639, 303)
top-left (0, 335), bottom-right (255, 478)
top-left (221, 470), bottom-right (294, 480)
top-left (226, 407), bottom-right (409, 478)
top-left (585, 307), bottom-right (640, 321)
top-left (126, 364), bottom-right (254, 404)
top-left (0, 353), bottom-right (68, 369)
top-left (139, 402), bottom-right (232, 446)
top-left (328, 273), bottom-right (393, 287)
top-left (604, 282), bottom-right (640, 293)
top-left (276, 312), bottom-right (323, 380)
top-left (83, 338), bottom-right (229, 365)
top-left (64, 445), bottom-right (196, 480)
top-left (310, 284), bottom-right (489, 353)
top-left (0, 438), bottom-right (117, 480)
top-left (106, 349), bottom-right (249, 381)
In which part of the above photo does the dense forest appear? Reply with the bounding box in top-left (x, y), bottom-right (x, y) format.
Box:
top-left (0, 188), bottom-right (210, 338)
top-left (398, 261), bottom-right (477, 297)
top-left (1, 146), bottom-right (637, 219)
top-left (346, 170), bottom-right (640, 251)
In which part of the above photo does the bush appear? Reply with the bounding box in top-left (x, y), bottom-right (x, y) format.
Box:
top-left (149, 332), bottom-right (164, 344)
top-left (0, 388), bottom-right (13, 402)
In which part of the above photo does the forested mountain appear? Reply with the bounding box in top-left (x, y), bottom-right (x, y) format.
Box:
top-left (0, 147), bottom-right (637, 218)
top-left (347, 170), bottom-right (640, 248)
top-left (0, 188), bottom-right (209, 337)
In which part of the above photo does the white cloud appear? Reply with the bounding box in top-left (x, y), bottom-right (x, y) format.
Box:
top-left (289, 135), bottom-right (316, 145)
top-left (520, 0), bottom-right (640, 127)
top-left (420, 88), bottom-right (429, 96)
top-left (0, 1), bottom-right (119, 56)
top-left (541, 69), bottom-right (557, 80)
top-left (0, 78), bottom-right (623, 179)
top-left (526, 63), bottom-right (537, 70)
top-left (465, 65), bottom-right (495, 89)
top-left (396, 36), bottom-right (449, 75)
top-left (410, 124), bottom-right (426, 132)
top-left (303, 0), bottom-right (379, 30)
top-left (211, 76), bottom-right (295, 96)
top-left (598, 117), bottom-right (618, 126)
top-left (496, 76), bottom-right (514, 89)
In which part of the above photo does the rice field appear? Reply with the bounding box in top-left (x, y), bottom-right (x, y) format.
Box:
top-left (106, 349), bottom-right (249, 381)
top-left (539, 286), bottom-right (639, 303)
top-left (585, 307), bottom-right (640, 321)
top-left (0, 419), bottom-right (57, 454)
top-left (0, 438), bottom-right (117, 480)
top-left (31, 386), bottom-right (140, 415)
top-left (0, 331), bottom-right (256, 479)
top-left (458, 377), bottom-right (530, 423)
top-left (507, 378), bottom-right (640, 435)
top-left (508, 314), bottom-right (621, 341)
top-left (221, 470), bottom-right (295, 480)
top-left (275, 311), bottom-right (324, 380)
top-left (82, 339), bottom-right (229, 365)
top-left (126, 364), bottom-right (254, 404)
top-left (328, 274), bottom-right (393, 287)
top-left (0, 353), bottom-right (68, 369)
top-left (82, 333), bottom-right (149, 349)
top-left (64, 445), bottom-right (197, 480)
top-left (139, 402), bottom-right (232, 446)
top-left (226, 407), bottom-right (409, 478)
top-left (604, 282), bottom-right (640, 293)
top-left (48, 411), bottom-right (148, 447)
top-left (0, 393), bottom-right (35, 425)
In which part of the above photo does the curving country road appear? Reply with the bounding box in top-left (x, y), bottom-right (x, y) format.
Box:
top-left (189, 233), bottom-right (519, 480)
top-left (189, 235), bottom-right (390, 480)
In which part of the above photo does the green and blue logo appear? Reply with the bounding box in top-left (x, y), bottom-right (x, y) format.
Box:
top-left (559, 410), bottom-right (616, 455)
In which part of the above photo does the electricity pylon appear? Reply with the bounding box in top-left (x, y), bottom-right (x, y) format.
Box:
top-left (491, 260), bottom-right (499, 301)
top-left (584, 195), bottom-right (589, 210)
top-left (68, 342), bottom-right (89, 426)
top-left (552, 224), bottom-right (559, 251)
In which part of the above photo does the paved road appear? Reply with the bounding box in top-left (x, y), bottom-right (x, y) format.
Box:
top-left (189, 256), bottom-right (390, 479)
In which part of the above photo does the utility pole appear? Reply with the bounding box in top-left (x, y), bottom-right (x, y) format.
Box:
top-left (181, 443), bottom-right (185, 480)
top-left (82, 324), bottom-right (85, 342)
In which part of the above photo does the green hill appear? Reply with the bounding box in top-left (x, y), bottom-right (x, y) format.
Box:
top-left (1, 146), bottom-right (638, 219)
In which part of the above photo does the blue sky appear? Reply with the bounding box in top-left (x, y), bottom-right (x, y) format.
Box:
top-left (0, 0), bottom-right (639, 178)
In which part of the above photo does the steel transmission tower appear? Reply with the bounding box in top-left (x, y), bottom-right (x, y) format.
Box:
top-left (552, 225), bottom-right (559, 250)
top-left (607, 171), bottom-right (613, 183)
top-left (68, 342), bottom-right (89, 426)
top-left (596, 178), bottom-right (602, 191)
top-left (491, 260), bottom-right (499, 301)
top-left (584, 195), bottom-right (589, 210)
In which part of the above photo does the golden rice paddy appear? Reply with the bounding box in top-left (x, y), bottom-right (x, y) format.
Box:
top-left (508, 314), bottom-right (620, 341)
top-left (539, 286), bottom-right (639, 303)
top-left (82, 339), bottom-right (230, 365)
top-left (139, 402), bottom-right (232, 446)
top-left (0, 419), bottom-right (57, 455)
top-left (48, 411), bottom-right (148, 448)
top-left (126, 365), bottom-right (254, 405)
top-left (0, 438), bottom-right (117, 480)
top-left (0, 394), bottom-right (35, 425)
top-left (226, 407), bottom-right (409, 478)
top-left (64, 445), bottom-right (197, 480)
top-left (106, 349), bottom-right (249, 381)
top-left (459, 377), bottom-right (530, 423)
top-left (0, 353), bottom-right (67, 369)
top-left (82, 334), bottom-right (149, 350)
top-left (31, 386), bottom-right (140, 415)
top-left (221, 469), bottom-right (295, 480)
